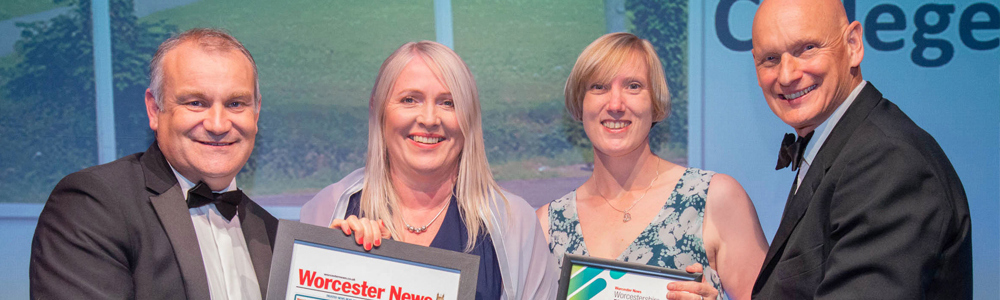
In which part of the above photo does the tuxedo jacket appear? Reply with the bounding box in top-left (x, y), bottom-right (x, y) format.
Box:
top-left (30, 143), bottom-right (278, 299)
top-left (752, 84), bottom-right (972, 299)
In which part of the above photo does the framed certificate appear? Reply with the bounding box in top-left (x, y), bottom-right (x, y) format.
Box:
top-left (557, 254), bottom-right (702, 300)
top-left (266, 220), bottom-right (480, 300)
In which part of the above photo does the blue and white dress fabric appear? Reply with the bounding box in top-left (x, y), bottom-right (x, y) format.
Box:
top-left (547, 167), bottom-right (726, 299)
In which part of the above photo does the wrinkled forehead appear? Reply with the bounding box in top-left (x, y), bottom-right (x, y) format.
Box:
top-left (752, 2), bottom-right (847, 52)
top-left (162, 46), bottom-right (255, 91)
top-left (753, 0), bottom-right (847, 38)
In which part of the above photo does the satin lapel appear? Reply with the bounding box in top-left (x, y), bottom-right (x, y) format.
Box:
top-left (142, 143), bottom-right (211, 300)
top-left (756, 84), bottom-right (885, 287)
top-left (140, 143), bottom-right (177, 194)
top-left (239, 197), bottom-right (275, 297)
top-left (759, 166), bottom-right (823, 275)
top-left (150, 184), bottom-right (211, 300)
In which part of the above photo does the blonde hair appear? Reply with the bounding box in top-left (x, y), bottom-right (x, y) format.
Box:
top-left (564, 32), bottom-right (670, 122)
top-left (361, 41), bottom-right (508, 251)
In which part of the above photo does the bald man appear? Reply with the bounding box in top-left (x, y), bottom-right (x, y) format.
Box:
top-left (749, 0), bottom-right (972, 299)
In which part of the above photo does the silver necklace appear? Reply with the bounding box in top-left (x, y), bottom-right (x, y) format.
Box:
top-left (597, 160), bottom-right (660, 222)
top-left (402, 194), bottom-right (451, 233)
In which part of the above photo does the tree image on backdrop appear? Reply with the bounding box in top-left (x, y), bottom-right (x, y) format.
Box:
top-left (0, 0), bottom-right (687, 203)
top-left (0, 0), bottom-right (175, 202)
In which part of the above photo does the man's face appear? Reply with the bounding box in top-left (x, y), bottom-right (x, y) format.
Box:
top-left (751, 0), bottom-right (862, 135)
top-left (146, 41), bottom-right (258, 188)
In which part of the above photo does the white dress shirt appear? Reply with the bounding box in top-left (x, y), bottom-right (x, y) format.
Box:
top-left (170, 167), bottom-right (262, 300)
top-left (796, 80), bottom-right (868, 193)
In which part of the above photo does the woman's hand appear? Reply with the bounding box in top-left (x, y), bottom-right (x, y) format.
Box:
top-left (666, 263), bottom-right (719, 300)
top-left (329, 215), bottom-right (391, 251)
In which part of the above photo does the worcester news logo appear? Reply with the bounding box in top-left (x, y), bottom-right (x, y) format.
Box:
top-left (297, 269), bottom-right (444, 300)
top-left (715, 0), bottom-right (999, 67)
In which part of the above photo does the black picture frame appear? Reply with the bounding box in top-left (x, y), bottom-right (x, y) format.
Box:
top-left (556, 254), bottom-right (702, 300)
top-left (265, 220), bottom-right (480, 300)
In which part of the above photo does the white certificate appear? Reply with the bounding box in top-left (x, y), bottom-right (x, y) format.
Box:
top-left (558, 254), bottom-right (701, 300)
top-left (266, 220), bottom-right (480, 300)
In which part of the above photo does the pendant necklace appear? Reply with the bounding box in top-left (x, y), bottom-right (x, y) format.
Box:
top-left (598, 160), bottom-right (660, 222)
top-left (402, 193), bottom-right (451, 233)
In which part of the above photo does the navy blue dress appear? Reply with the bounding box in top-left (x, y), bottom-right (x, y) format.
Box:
top-left (346, 192), bottom-right (502, 300)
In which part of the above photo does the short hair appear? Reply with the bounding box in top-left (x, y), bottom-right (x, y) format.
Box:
top-left (148, 28), bottom-right (260, 111)
top-left (564, 32), bottom-right (671, 122)
top-left (361, 41), bottom-right (508, 252)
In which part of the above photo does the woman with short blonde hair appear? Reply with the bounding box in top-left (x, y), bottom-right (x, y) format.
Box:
top-left (538, 32), bottom-right (768, 300)
top-left (563, 33), bottom-right (670, 122)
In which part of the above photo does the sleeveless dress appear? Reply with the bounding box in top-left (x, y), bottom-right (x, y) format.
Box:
top-left (547, 168), bottom-right (727, 299)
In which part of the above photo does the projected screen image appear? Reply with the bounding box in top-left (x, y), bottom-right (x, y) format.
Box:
top-left (0, 0), bottom-right (689, 207)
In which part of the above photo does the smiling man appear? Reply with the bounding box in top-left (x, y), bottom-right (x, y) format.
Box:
top-left (749, 0), bottom-right (972, 299)
top-left (30, 28), bottom-right (277, 300)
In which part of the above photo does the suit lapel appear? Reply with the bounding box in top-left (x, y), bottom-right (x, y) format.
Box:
top-left (150, 185), bottom-right (211, 300)
top-left (756, 84), bottom-right (885, 288)
top-left (757, 167), bottom-right (823, 289)
top-left (239, 198), bottom-right (275, 297)
top-left (142, 144), bottom-right (211, 300)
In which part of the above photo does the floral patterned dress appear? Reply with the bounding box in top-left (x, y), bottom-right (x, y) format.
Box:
top-left (547, 167), bottom-right (727, 299)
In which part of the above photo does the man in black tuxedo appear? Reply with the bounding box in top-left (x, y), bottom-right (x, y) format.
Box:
top-left (30, 28), bottom-right (277, 299)
top-left (749, 0), bottom-right (972, 299)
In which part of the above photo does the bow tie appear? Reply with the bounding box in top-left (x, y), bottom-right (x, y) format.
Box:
top-left (187, 181), bottom-right (243, 221)
top-left (776, 131), bottom-right (814, 171)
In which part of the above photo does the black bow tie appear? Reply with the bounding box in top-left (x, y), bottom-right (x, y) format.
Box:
top-left (776, 131), bottom-right (814, 171)
top-left (187, 181), bottom-right (243, 221)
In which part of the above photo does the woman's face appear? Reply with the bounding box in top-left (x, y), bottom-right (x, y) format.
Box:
top-left (581, 55), bottom-right (654, 157)
top-left (383, 56), bottom-right (465, 178)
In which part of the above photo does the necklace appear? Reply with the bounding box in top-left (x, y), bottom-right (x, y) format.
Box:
top-left (597, 160), bottom-right (661, 222)
top-left (401, 193), bottom-right (451, 233)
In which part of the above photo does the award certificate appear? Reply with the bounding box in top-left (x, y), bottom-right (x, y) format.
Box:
top-left (557, 254), bottom-right (702, 300)
top-left (266, 220), bottom-right (479, 300)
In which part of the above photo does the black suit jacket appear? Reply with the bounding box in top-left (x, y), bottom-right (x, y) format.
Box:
top-left (752, 84), bottom-right (973, 299)
top-left (30, 143), bottom-right (278, 299)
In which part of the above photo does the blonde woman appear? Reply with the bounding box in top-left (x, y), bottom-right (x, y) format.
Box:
top-left (300, 41), bottom-right (557, 300)
top-left (537, 33), bottom-right (768, 300)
